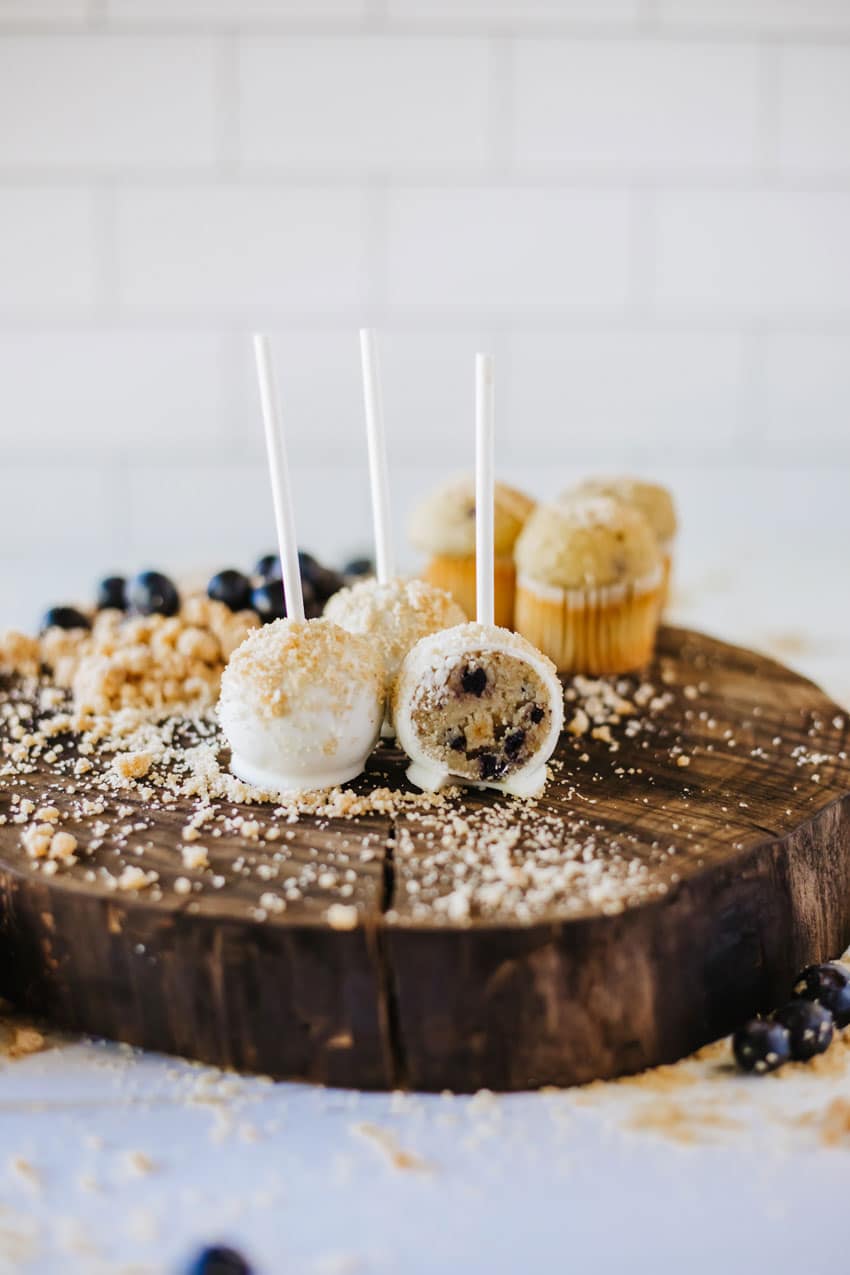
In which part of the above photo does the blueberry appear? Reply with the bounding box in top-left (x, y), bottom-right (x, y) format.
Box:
top-left (311, 565), bottom-right (345, 604)
top-left (207, 569), bottom-right (253, 613)
top-left (186, 1246), bottom-right (252, 1275)
top-left (793, 962), bottom-right (850, 1027)
top-left (343, 556), bottom-right (374, 578)
top-left (255, 551), bottom-right (341, 604)
top-left (95, 576), bottom-right (127, 611)
top-left (40, 605), bottom-right (91, 633)
top-left (127, 571), bottom-right (179, 618)
top-left (504, 728), bottom-right (526, 759)
top-left (774, 999), bottom-right (834, 1060)
top-left (252, 575), bottom-right (316, 624)
top-left (251, 580), bottom-right (286, 624)
top-left (448, 732), bottom-right (466, 752)
top-left (297, 550), bottom-right (322, 585)
top-left (254, 553), bottom-right (281, 583)
top-left (461, 666), bottom-right (487, 697)
top-left (732, 1018), bottom-right (791, 1074)
top-left (528, 705), bottom-right (545, 724)
top-left (479, 752), bottom-right (506, 781)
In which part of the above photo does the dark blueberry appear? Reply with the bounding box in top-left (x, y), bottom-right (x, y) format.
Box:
top-left (297, 550), bottom-right (321, 583)
top-left (304, 591), bottom-right (323, 620)
top-left (252, 576), bottom-right (316, 624)
top-left (95, 575), bottom-right (127, 611)
top-left (448, 732), bottom-right (466, 752)
top-left (207, 569), bottom-right (253, 613)
top-left (793, 962), bottom-right (850, 1027)
top-left (312, 565), bottom-right (345, 604)
top-left (40, 605), bottom-right (91, 633)
top-left (127, 570), bottom-right (180, 618)
top-left (343, 556), bottom-right (374, 578)
top-left (774, 999), bottom-right (834, 1060)
top-left (732, 1018), bottom-right (791, 1074)
top-left (254, 552), bottom-right (281, 583)
top-left (251, 580), bottom-right (286, 624)
top-left (186, 1246), bottom-right (252, 1275)
top-left (504, 728), bottom-right (526, 759)
top-left (528, 704), bottom-right (545, 724)
top-left (479, 751), bottom-right (507, 781)
top-left (461, 666), bottom-right (487, 697)
top-left (256, 551), bottom-right (341, 603)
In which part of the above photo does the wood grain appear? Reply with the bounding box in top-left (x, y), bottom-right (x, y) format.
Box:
top-left (0, 626), bottom-right (848, 1091)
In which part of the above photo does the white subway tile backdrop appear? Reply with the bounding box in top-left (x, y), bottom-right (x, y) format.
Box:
top-left (0, 0), bottom-right (848, 666)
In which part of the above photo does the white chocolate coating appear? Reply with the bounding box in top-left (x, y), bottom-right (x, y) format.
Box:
top-left (218, 618), bottom-right (384, 794)
top-left (324, 576), bottom-right (466, 737)
top-left (393, 622), bottom-right (564, 798)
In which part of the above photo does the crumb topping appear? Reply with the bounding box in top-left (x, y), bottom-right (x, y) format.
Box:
top-left (324, 577), bottom-right (466, 685)
top-left (219, 618), bottom-right (384, 723)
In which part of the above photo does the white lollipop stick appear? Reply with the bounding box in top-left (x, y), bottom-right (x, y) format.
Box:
top-left (475, 352), bottom-right (495, 627)
top-left (253, 333), bottom-right (305, 623)
top-left (359, 328), bottom-right (395, 584)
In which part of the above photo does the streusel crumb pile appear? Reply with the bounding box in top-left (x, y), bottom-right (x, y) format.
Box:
top-left (1, 597), bottom-right (258, 718)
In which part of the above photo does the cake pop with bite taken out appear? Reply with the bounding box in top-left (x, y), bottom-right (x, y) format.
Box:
top-left (394, 355), bottom-right (563, 798)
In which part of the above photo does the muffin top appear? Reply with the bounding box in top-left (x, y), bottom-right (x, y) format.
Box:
top-left (562, 476), bottom-right (677, 545)
top-left (515, 496), bottom-right (661, 591)
top-left (408, 475), bottom-right (535, 558)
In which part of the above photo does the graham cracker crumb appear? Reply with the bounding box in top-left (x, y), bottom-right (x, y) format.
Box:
top-left (114, 751), bottom-right (153, 781)
top-left (350, 1122), bottom-right (433, 1173)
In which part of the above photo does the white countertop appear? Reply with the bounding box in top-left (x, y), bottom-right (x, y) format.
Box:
top-left (1, 497), bottom-right (848, 1275)
top-left (3, 1009), bottom-right (850, 1275)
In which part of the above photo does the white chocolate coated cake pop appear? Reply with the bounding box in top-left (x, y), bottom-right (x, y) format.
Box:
top-left (219, 618), bottom-right (384, 793)
top-left (220, 336), bottom-right (383, 794)
top-left (324, 575), bottom-right (466, 693)
top-left (335, 333), bottom-right (467, 736)
top-left (393, 621), bottom-right (563, 798)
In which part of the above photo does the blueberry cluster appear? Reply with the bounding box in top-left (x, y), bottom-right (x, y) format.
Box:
top-left (733, 961), bottom-right (850, 1075)
top-left (241, 550), bottom-right (342, 623)
top-left (41, 570), bottom-right (180, 631)
top-left (39, 554), bottom-right (374, 633)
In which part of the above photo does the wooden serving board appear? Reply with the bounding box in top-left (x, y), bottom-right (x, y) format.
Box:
top-left (0, 626), bottom-right (848, 1092)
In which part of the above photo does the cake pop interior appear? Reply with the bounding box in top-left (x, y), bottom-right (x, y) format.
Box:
top-left (407, 649), bottom-right (554, 785)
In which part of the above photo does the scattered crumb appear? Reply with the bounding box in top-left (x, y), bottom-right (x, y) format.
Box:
top-left (123, 1150), bottom-right (155, 1177)
top-left (350, 1122), bottom-right (433, 1172)
top-left (6, 1026), bottom-right (47, 1059)
top-left (624, 1099), bottom-right (742, 1145)
top-left (8, 1156), bottom-right (41, 1191)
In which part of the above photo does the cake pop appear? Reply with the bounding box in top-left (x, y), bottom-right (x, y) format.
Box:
top-left (219, 616), bottom-right (384, 792)
top-left (218, 334), bottom-right (384, 794)
top-left (323, 330), bottom-right (466, 733)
